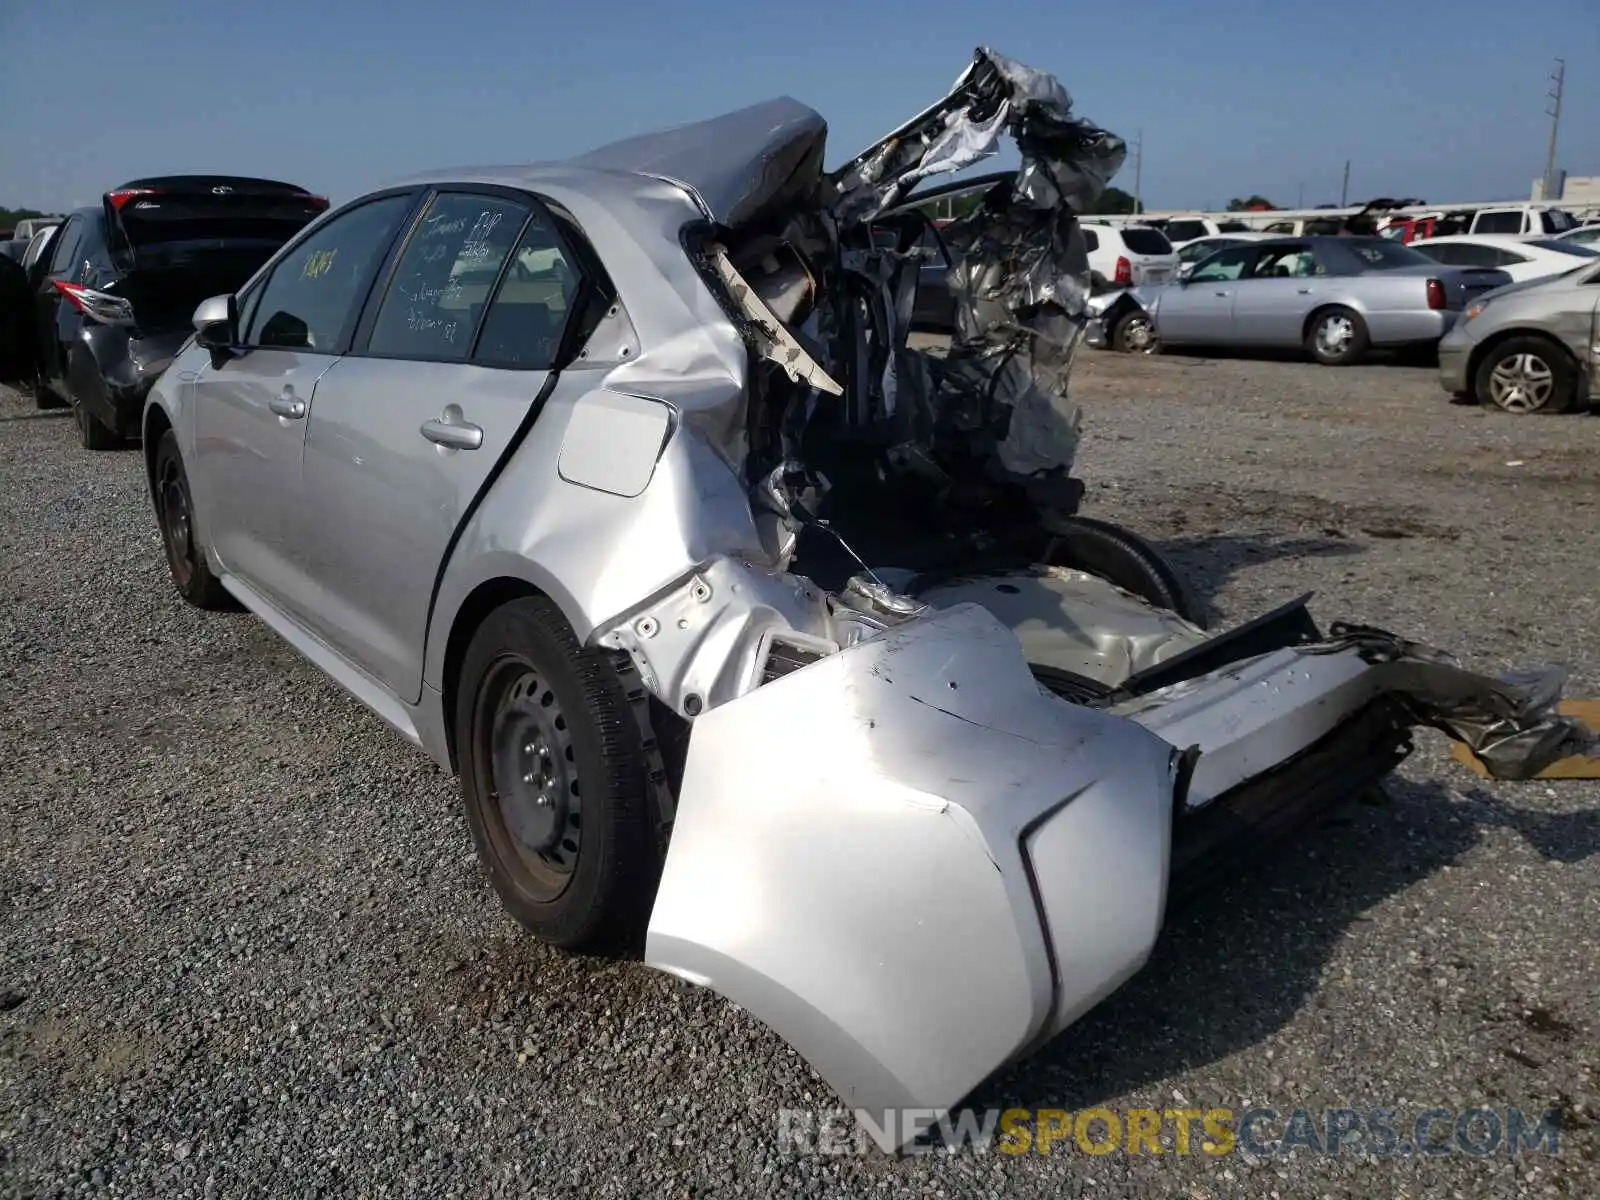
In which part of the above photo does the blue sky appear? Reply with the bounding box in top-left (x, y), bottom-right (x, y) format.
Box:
top-left (2, 0), bottom-right (1595, 214)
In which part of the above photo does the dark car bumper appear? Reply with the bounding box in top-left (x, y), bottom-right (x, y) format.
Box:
top-left (82, 328), bottom-right (189, 435)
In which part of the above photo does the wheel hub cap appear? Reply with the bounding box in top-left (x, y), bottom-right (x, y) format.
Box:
top-left (1488, 354), bottom-right (1553, 413)
top-left (1317, 316), bottom-right (1353, 355)
top-left (1126, 318), bottom-right (1153, 351)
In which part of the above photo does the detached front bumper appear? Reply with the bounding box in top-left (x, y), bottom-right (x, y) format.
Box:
top-left (644, 598), bottom-right (1590, 1151)
top-left (644, 604), bottom-right (1435, 1148)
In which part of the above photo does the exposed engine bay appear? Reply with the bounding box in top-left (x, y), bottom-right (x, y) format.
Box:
top-left (594, 46), bottom-right (1592, 783)
top-left (562, 48), bottom-right (1600, 1153)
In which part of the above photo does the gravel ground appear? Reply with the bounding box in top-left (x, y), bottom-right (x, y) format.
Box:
top-left (2, 355), bottom-right (1597, 1198)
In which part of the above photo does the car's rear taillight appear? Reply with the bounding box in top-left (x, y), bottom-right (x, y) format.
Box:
top-left (1114, 256), bottom-right (1132, 285)
top-left (107, 188), bottom-right (156, 210)
top-left (54, 280), bottom-right (135, 325)
top-left (1425, 278), bottom-right (1447, 310)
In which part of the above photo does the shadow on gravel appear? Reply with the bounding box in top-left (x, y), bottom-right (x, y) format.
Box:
top-left (1160, 345), bottom-right (1438, 370)
top-left (1161, 532), bottom-right (1364, 623)
top-left (0, 410), bottom-right (71, 422)
top-left (966, 776), bottom-right (1600, 1114)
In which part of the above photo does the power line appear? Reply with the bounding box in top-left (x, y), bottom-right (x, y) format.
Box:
top-left (1131, 130), bottom-right (1143, 214)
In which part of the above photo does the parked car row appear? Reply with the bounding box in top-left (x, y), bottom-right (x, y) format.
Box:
top-left (1084, 235), bottom-right (1510, 363)
top-left (0, 177), bottom-right (327, 447)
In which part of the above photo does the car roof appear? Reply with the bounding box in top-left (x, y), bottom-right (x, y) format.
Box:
top-left (385, 96), bottom-right (826, 228)
top-left (1414, 234), bottom-right (1537, 246)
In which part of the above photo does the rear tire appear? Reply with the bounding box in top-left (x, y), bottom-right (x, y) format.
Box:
top-left (1042, 514), bottom-right (1207, 627)
top-left (1473, 336), bottom-right (1578, 415)
top-left (153, 430), bottom-right (232, 610)
top-left (455, 595), bottom-right (660, 952)
top-left (1305, 306), bottom-right (1369, 366)
top-left (74, 396), bottom-right (123, 449)
top-left (31, 381), bottom-right (68, 411)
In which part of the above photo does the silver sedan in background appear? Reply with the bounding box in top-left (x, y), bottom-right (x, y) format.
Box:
top-left (1088, 236), bottom-right (1512, 363)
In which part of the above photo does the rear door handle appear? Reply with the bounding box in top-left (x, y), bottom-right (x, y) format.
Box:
top-left (1296, 287), bottom-right (1313, 294)
top-left (1213, 291), bottom-right (1230, 297)
top-left (421, 404), bottom-right (484, 451)
top-left (269, 392), bottom-right (306, 419)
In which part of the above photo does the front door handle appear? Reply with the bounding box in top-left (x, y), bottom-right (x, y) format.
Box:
top-left (1296, 287), bottom-right (1313, 295)
top-left (1213, 290), bottom-right (1230, 297)
top-left (421, 404), bottom-right (484, 451)
top-left (269, 391), bottom-right (306, 419)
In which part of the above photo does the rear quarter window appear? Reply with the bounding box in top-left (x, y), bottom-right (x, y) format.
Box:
top-left (1473, 211), bottom-right (1524, 235)
top-left (1119, 228), bottom-right (1173, 255)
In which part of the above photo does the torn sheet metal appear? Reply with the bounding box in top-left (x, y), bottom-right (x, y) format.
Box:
top-left (1312, 623), bottom-right (1600, 780)
top-left (708, 246), bottom-right (842, 395)
top-left (783, 47), bottom-right (1125, 522)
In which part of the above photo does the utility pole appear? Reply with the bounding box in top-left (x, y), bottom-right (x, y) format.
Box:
top-left (1131, 129), bottom-right (1143, 214)
top-left (1340, 160), bottom-right (1350, 207)
top-left (1543, 58), bottom-right (1565, 200)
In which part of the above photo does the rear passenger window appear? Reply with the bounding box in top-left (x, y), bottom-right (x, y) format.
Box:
top-left (472, 212), bottom-right (583, 370)
top-left (1083, 229), bottom-right (1099, 252)
top-left (367, 192), bottom-right (529, 361)
top-left (1474, 211), bottom-right (1523, 235)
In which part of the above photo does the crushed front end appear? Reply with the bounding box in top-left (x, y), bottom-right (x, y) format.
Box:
top-left (569, 48), bottom-right (1594, 1152)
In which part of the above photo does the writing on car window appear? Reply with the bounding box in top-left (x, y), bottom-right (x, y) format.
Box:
top-left (366, 193), bottom-right (529, 361)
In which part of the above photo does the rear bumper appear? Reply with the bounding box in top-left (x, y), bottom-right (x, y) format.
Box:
top-left (645, 603), bottom-right (1414, 1148)
top-left (81, 327), bottom-right (187, 434)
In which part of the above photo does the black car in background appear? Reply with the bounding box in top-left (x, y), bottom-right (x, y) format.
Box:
top-left (1, 176), bottom-right (326, 448)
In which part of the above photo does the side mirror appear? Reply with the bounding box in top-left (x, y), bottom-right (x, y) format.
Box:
top-left (193, 293), bottom-right (238, 349)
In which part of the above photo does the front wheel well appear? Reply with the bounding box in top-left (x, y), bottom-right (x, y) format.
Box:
top-left (1465, 328), bottom-right (1578, 398)
top-left (439, 576), bottom-right (547, 773)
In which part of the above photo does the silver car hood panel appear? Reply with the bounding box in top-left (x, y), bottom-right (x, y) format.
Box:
top-left (568, 96), bottom-right (828, 230)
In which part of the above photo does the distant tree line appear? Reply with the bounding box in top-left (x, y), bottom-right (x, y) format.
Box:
top-left (0, 206), bottom-right (50, 231)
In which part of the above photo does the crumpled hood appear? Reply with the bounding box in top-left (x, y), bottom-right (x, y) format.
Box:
top-left (755, 47), bottom-right (1130, 538)
top-left (569, 97), bottom-right (828, 230)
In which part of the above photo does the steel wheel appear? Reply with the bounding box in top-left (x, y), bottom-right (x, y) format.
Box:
top-left (1486, 352), bottom-right (1554, 413)
top-left (477, 656), bottom-right (584, 901)
top-left (156, 452), bottom-right (197, 588)
top-left (454, 595), bottom-right (661, 950)
top-left (151, 429), bottom-right (232, 609)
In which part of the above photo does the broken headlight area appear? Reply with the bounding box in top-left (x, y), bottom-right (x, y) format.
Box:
top-left (623, 45), bottom-right (1592, 790)
top-left (576, 48), bottom-right (1596, 1157)
top-left (672, 47), bottom-right (1123, 591)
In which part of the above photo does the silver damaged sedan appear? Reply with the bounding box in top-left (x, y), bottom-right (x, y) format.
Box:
top-left (142, 48), bottom-right (1594, 1151)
